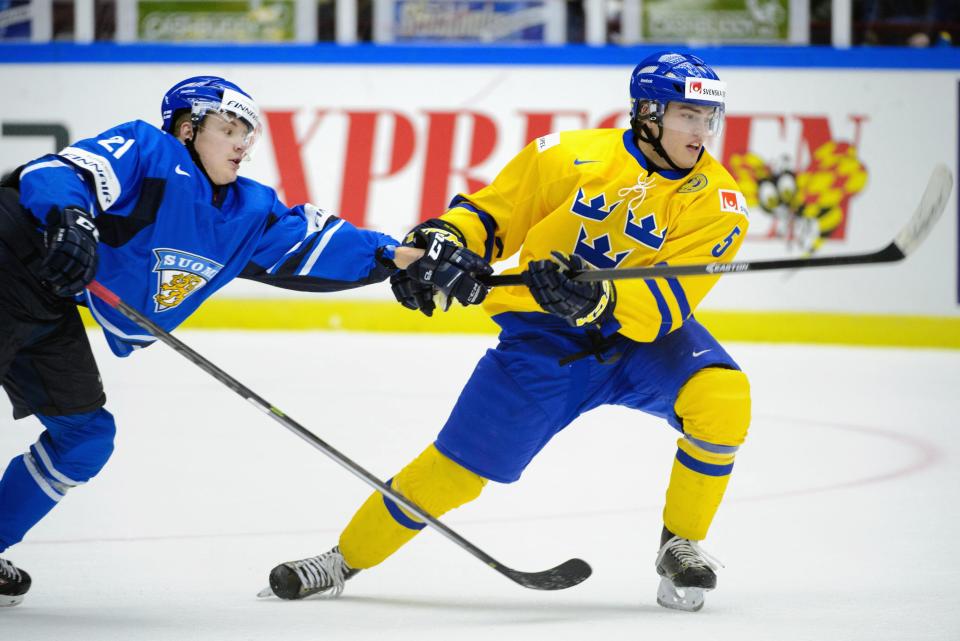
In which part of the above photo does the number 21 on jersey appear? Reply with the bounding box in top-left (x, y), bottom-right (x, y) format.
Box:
top-left (98, 136), bottom-right (135, 159)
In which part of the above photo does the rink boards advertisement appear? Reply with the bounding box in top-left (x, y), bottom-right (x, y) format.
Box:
top-left (0, 53), bottom-right (957, 325)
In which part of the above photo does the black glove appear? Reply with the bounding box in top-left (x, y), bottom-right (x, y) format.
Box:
top-left (399, 220), bottom-right (492, 311)
top-left (391, 269), bottom-right (437, 316)
top-left (522, 251), bottom-right (616, 327)
top-left (38, 206), bottom-right (100, 297)
top-left (406, 233), bottom-right (492, 308)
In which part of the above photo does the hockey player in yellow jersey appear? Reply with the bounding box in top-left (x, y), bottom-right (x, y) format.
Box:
top-left (266, 51), bottom-right (752, 612)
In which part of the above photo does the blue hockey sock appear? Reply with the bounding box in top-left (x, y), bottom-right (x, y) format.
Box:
top-left (0, 454), bottom-right (59, 552)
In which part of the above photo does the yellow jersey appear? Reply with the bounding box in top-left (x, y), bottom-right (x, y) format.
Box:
top-left (440, 128), bottom-right (749, 343)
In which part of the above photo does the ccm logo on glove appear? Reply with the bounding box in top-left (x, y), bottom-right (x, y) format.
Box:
top-left (39, 206), bottom-right (100, 297)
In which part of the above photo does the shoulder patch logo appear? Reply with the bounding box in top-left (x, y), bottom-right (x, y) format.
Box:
top-left (152, 249), bottom-right (223, 312)
top-left (719, 189), bottom-right (748, 216)
top-left (536, 132), bottom-right (560, 153)
top-left (678, 173), bottom-right (708, 193)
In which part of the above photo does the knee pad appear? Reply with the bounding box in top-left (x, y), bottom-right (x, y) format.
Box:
top-left (390, 443), bottom-right (488, 526)
top-left (675, 367), bottom-right (751, 449)
top-left (29, 408), bottom-right (117, 496)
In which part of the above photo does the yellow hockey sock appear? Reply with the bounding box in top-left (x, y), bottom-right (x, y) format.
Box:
top-left (663, 367), bottom-right (750, 541)
top-left (663, 438), bottom-right (735, 540)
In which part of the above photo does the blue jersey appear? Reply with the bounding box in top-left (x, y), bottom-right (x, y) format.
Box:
top-left (17, 120), bottom-right (397, 357)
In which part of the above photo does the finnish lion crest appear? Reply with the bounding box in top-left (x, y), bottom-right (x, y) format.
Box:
top-left (152, 249), bottom-right (223, 312)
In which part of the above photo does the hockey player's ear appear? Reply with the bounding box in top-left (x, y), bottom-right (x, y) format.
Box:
top-left (176, 120), bottom-right (195, 143)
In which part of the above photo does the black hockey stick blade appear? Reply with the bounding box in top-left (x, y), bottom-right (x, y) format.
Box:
top-left (482, 163), bottom-right (953, 287)
top-left (500, 558), bottom-right (592, 590)
top-left (85, 281), bottom-right (591, 592)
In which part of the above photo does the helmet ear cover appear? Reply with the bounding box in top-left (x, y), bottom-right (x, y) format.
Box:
top-left (630, 99), bottom-right (666, 126)
top-left (630, 100), bottom-right (659, 140)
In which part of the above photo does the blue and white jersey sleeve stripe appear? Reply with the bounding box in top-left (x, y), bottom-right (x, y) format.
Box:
top-left (240, 199), bottom-right (398, 292)
top-left (19, 121), bottom-right (147, 224)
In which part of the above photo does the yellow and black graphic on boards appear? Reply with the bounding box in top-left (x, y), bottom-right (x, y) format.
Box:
top-left (729, 141), bottom-right (867, 254)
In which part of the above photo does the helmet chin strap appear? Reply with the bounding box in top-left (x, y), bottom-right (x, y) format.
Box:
top-left (632, 118), bottom-right (686, 172)
top-left (184, 125), bottom-right (227, 197)
top-left (184, 132), bottom-right (214, 184)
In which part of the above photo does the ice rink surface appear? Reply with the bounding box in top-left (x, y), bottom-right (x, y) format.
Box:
top-left (1, 330), bottom-right (958, 641)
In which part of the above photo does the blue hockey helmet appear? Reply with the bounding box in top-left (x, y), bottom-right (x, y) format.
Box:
top-left (161, 76), bottom-right (263, 154)
top-left (629, 52), bottom-right (726, 137)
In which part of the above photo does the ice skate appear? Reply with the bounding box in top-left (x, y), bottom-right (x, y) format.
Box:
top-left (655, 535), bottom-right (722, 612)
top-left (0, 557), bottom-right (31, 607)
top-left (259, 547), bottom-right (359, 600)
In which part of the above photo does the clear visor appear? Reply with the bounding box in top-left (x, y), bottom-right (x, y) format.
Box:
top-left (192, 102), bottom-right (263, 160)
top-left (660, 102), bottom-right (725, 138)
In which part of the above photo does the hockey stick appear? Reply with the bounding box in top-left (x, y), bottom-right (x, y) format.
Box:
top-left (482, 163), bottom-right (953, 287)
top-left (85, 280), bottom-right (590, 592)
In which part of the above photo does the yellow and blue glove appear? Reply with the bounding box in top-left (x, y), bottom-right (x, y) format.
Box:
top-left (522, 252), bottom-right (616, 327)
top-left (391, 219), bottom-right (492, 316)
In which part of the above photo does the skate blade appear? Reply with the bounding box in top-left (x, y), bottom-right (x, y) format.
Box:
top-left (256, 586), bottom-right (275, 598)
top-left (656, 577), bottom-right (707, 612)
top-left (0, 594), bottom-right (25, 607)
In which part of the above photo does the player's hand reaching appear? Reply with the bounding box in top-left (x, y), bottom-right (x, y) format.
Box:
top-left (523, 252), bottom-right (616, 327)
top-left (395, 220), bottom-right (492, 313)
top-left (38, 206), bottom-right (100, 297)
top-left (406, 234), bottom-right (491, 307)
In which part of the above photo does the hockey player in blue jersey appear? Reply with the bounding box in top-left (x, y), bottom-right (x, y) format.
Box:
top-left (0, 75), bottom-right (466, 606)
